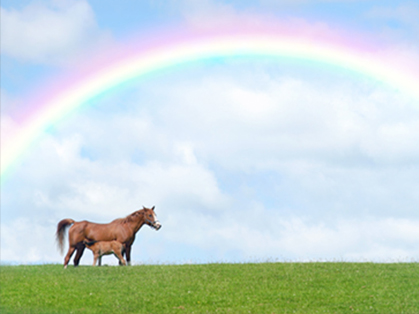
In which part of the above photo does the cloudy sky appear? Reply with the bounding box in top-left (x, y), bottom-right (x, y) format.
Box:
top-left (1, 0), bottom-right (419, 265)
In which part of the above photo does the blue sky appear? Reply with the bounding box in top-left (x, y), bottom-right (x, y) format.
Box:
top-left (1, 0), bottom-right (419, 265)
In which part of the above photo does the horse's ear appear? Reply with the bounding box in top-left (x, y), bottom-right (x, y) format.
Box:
top-left (142, 206), bottom-right (146, 209)
top-left (151, 206), bottom-right (155, 211)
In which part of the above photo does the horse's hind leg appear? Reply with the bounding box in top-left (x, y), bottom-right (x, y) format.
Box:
top-left (73, 242), bottom-right (86, 266)
top-left (64, 246), bottom-right (76, 269)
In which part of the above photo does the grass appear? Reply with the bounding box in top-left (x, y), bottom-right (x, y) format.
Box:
top-left (1, 263), bottom-right (418, 313)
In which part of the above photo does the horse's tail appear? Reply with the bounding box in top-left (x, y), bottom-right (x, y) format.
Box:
top-left (56, 218), bottom-right (75, 254)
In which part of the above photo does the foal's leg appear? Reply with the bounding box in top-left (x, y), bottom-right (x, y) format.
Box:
top-left (73, 242), bottom-right (86, 266)
top-left (114, 251), bottom-right (127, 266)
top-left (64, 246), bottom-right (76, 269)
top-left (93, 253), bottom-right (99, 266)
top-left (119, 246), bottom-right (126, 266)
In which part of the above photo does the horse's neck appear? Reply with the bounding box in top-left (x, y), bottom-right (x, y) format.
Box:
top-left (126, 215), bottom-right (145, 234)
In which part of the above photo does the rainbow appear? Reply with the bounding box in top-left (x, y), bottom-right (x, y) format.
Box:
top-left (2, 27), bottom-right (418, 182)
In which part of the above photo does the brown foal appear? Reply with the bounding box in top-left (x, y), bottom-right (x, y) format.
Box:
top-left (84, 240), bottom-right (126, 266)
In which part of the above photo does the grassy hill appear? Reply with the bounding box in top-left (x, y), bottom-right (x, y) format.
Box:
top-left (1, 263), bottom-right (418, 313)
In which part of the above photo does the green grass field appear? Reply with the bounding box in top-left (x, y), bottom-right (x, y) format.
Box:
top-left (1, 263), bottom-right (418, 313)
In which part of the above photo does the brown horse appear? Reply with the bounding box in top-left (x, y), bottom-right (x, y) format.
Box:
top-left (84, 240), bottom-right (126, 266)
top-left (56, 206), bottom-right (161, 268)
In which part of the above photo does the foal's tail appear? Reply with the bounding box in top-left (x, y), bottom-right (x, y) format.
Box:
top-left (56, 218), bottom-right (75, 254)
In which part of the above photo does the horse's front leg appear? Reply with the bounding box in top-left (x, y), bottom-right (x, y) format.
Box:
top-left (125, 244), bottom-right (132, 266)
top-left (73, 242), bottom-right (86, 266)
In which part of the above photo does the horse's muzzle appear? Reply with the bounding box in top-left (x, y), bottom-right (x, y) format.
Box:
top-left (153, 221), bottom-right (162, 230)
top-left (146, 219), bottom-right (161, 230)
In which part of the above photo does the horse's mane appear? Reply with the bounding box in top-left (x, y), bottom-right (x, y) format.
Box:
top-left (113, 209), bottom-right (144, 224)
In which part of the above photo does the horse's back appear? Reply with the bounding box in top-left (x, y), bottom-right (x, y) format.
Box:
top-left (67, 220), bottom-right (111, 243)
top-left (68, 220), bottom-right (89, 237)
top-left (68, 218), bottom-right (133, 246)
top-left (84, 221), bottom-right (122, 241)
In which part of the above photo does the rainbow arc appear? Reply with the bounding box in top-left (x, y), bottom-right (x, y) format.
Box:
top-left (2, 29), bottom-right (418, 182)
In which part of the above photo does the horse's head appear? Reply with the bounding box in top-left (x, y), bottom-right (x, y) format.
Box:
top-left (142, 206), bottom-right (162, 230)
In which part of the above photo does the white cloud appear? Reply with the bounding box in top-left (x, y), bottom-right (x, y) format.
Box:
top-left (4, 126), bottom-right (230, 220)
top-left (142, 67), bottom-right (419, 173)
top-left (137, 209), bottom-right (419, 263)
top-left (369, 2), bottom-right (419, 29)
top-left (1, 218), bottom-right (60, 264)
top-left (174, 0), bottom-right (244, 28)
top-left (275, 217), bottom-right (419, 260)
top-left (366, 2), bottom-right (419, 50)
top-left (174, 0), bottom-right (342, 37)
top-left (0, 114), bottom-right (19, 149)
top-left (3, 210), bottom-right (419, 265)
top-left (0, 0), bottom-right (111, 64)
top-left (259, 0), bottom-right (365, 4)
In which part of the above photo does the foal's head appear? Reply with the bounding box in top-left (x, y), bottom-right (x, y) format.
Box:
top-left (142, 206), bottom-right (162, 230)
